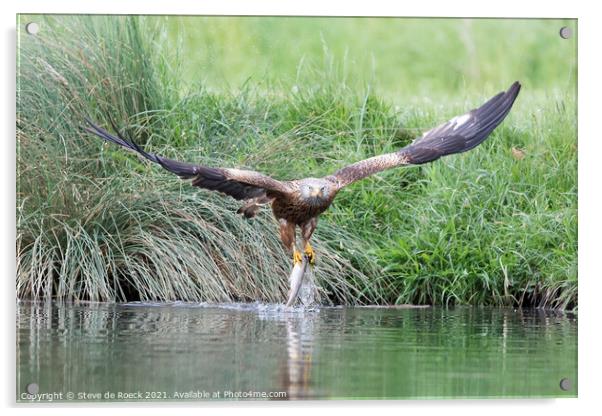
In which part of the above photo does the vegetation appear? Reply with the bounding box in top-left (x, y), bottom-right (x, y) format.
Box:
top-left (16, 15), bottom-right (577, 309)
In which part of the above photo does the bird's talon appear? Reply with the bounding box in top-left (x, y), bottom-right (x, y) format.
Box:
top-left (304, 243), bottom-right (316, 265)
top-left (293, 250), bottom-right (303, 266)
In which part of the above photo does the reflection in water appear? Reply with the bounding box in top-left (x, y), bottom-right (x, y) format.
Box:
top-left (283, 316), bottom-right (314, 399)
top-left (258, 309), bottom-right (318, 399)
top-left (16, 301), bottom-right (577, 401)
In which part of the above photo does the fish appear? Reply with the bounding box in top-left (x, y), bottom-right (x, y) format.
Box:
top-left (286, 256), bottom-right (309, 307)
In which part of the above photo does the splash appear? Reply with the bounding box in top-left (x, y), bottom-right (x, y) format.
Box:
top-left (123, 300), bottom-right (320, 314)
top-left (298, 266), bottom-right (318, 307)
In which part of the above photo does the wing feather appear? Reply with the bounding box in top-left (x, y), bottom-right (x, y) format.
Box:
top-left (328, 81), bottom-right (521, 188)
top-left (85, 119), bottom-right (290, 200)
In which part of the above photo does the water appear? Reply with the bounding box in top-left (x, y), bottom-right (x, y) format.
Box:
top-left (16, 301), bottom-right (577, 401)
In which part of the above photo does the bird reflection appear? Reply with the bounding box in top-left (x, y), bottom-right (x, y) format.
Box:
top-left (258, 307), bottom-right (318, 400)
top-left (281, 315), bottom-right (315, 399)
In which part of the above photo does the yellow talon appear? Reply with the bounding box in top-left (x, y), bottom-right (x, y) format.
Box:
top-left (293, 249), bottom-right (303, 266)
top-left (304, 242), bottom-right (315, 265)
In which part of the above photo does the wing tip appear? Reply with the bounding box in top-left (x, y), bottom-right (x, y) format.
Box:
top-left (508, 81), bottom-right (522, 97)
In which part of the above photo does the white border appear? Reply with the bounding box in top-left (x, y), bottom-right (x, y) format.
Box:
top-left (3, 0), bottom-right (600, 415)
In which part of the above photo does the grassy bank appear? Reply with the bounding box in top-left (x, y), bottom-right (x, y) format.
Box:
top-left (16, 16), bottom-right (577, 309)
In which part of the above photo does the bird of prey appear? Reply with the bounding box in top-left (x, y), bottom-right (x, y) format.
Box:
top-left (86, 81), bottom-right (521, 270)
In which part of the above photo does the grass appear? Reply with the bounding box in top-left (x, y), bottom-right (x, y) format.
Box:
top-left (16, 15), bottom-right (577, 309)
top-left (165, 17), bottom-right (576, 99)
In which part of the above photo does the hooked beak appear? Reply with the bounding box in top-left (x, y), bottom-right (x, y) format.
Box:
top-left (310, 188), bottom-right (323, 198)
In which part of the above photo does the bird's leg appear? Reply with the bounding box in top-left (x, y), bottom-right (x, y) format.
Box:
top-left (301, 218), bottom-right (318, 266)
top-left (279, 219), bottom-right (303, 266)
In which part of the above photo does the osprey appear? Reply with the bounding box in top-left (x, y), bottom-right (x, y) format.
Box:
top-left (86, 81), bottom-right (520, 284)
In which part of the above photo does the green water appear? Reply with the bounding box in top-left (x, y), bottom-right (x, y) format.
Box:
top-left (16, 301), bottom-right (577, 401)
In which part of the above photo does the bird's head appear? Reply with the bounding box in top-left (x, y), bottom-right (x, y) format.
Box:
top-left (299, 179), bottom-right (331, 204)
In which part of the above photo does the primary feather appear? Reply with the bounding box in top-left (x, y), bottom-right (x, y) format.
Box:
top-left (85, 119), bottom-right (290, 200)
top-left (327, 81), bottom-right (521, 188)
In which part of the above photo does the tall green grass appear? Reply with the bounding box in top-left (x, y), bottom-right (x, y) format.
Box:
top-left (17, 15), bottom-right (577, 308)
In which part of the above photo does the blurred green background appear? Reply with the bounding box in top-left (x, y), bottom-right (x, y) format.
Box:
top-left (163, 17), bottom-right (576, 98)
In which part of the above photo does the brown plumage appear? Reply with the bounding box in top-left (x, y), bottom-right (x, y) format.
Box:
top-left (86, 81), bottom-right (521, 270)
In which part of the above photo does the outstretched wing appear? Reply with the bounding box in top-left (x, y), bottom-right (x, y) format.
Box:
top-left (85, 119), bottom-right (291, 200)
top-left (327, 81), bottom-right (521, 189)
